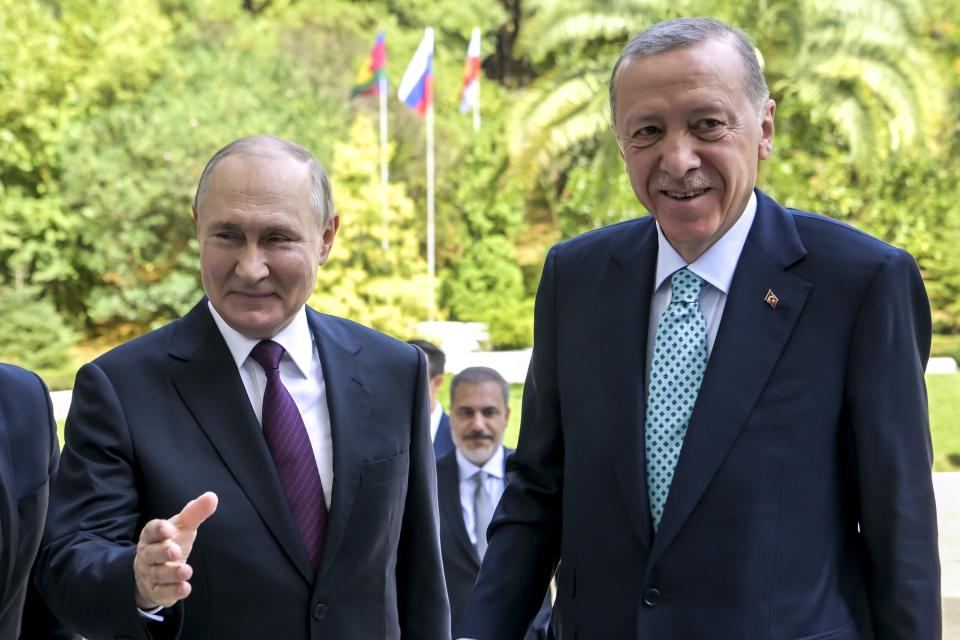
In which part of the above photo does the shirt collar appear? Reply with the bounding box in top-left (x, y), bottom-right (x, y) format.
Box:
top-left (456, 445), bottom-right (505, 483)
top-left (653, 190), bottom-right (757, 295)
top-left (207, 301), bottom-right (314, 378)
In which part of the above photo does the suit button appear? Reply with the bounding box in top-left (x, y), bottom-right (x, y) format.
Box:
top-left (643, 587), bottom-right (662, 607)
top-left (313, 603), bottom-right (328, 620)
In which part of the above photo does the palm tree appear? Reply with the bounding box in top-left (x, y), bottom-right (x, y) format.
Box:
top-left (505, 0), bottom-right (947, 200)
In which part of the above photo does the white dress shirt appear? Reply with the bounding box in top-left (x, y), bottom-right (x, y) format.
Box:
top-left (209, 302), bottom-right (334, 509)
top-left (430, 402), bottom-right (444, 443)
top-left (456, 446), bottom-right (506, 545)
top-left (645, 191), bottom-right (757, 382)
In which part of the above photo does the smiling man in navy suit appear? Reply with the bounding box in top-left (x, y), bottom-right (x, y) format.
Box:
top-left (37, 135), bottom-right (449, 640)
top-left (457, 17), bottom-right (940, 640)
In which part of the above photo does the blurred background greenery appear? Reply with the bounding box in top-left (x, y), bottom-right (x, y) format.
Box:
top-left (5, 0), bottom-right (960, 463)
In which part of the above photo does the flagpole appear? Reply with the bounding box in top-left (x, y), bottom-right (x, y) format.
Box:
top-left (378, 74), bottom-right (389, 250)
top-left (473, 77), bottom-right (481, 132)
top-left (426, 97), bottom-right (436, 319)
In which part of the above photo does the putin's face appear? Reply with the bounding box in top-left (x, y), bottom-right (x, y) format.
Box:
top-left (194, 153), bottom-right (338, 338)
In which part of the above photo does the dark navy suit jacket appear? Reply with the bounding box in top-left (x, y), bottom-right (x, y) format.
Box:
top-left (0, 364), bottom-right (73, 639)
top-left (434, 411), bottom-right (455, 458)
top-left (37, 301), bottom-right (450, 640)
top-left (436, 447), bottom-right (550, 639)
top-left (457, 190), bottom-right (940, 639)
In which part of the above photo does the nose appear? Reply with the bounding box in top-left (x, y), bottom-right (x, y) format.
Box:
top-left (235, 244), bottom-right (269, 283)
top-left (659, 133), bottom-right (701, 179)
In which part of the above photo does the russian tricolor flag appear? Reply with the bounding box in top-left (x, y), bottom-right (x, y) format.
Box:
top-left (397, 27), bottom-right (434, 117)
top-left (459, 28), bottom-right (481, 113)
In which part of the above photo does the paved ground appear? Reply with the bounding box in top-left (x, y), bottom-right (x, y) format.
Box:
top-left (937, 473), bottom-right (960, 638)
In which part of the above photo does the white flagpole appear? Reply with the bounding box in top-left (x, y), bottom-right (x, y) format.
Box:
top-left (473, 29), bottom-right (481, 132)
top-left (378, 74), bottom-right (389, 250)
top-left (426, 97), bottom-right (436, 319)
top-left (473, 77), bottom-right (481, 132)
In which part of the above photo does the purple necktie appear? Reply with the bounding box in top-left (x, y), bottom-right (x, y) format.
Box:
top-left (250, 340), bottom-right (328, 567)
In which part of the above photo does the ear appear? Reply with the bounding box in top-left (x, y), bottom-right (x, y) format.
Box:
top-left (317, 213), bottom-right (341, 265)
top-left (192, 205), bottom-right (199, 226)
top-left (758, 99), bottom-right (776, 160)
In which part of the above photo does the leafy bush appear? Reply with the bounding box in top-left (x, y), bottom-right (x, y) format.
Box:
top-left (0, 289), bottom-right (78, 372)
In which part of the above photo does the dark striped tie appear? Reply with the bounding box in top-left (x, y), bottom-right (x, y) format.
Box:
top-left (250, 340), bottom-right (328, 566)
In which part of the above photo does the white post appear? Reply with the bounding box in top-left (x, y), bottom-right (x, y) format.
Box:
top-left (426, 98), bottom-right (436, 319)
top-left (473, 56), bottom-right (481, 132)
top-left (378, 74), bottom-right (389, 250)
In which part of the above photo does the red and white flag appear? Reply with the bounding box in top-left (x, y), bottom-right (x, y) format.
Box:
top-left (459, 27), bottom-right (481, 114)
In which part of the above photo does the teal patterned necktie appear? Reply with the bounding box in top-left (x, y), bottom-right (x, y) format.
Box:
top-left (645, 268), bottom-right (707, 530)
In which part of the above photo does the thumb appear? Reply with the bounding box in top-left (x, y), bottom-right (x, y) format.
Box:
top-left (171, 491), bottom-right (219, 532)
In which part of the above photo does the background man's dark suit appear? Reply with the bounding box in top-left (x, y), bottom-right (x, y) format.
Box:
top-left (457, 190), bottom-right (939, 639)
top-left (434, 411), bottom-right (454, 457)
top-left (436, 446), bottom-right (549, 639)
top-left (0, 364), bottom-right (72, 639)
top-left (37, 301), bottom-right (448, 639)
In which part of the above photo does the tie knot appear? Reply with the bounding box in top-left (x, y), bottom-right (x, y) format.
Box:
top-left (474, 470), bottom-right (488, 487)
top-left (250, 340), bottom-right (285, 371)
top-left (670, 268), bottom-right (703, 304)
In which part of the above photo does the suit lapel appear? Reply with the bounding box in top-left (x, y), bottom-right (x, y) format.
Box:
top-left (169, 301), bottom-right (315, 582)
top-left (438, 452), bottom-right (481, 567)
top-left (307, 309), bottom-right (370, 582)
top-left (647, 191), bottom-right (811, 567)
top-left (601, 218), bottom-right (658, 552)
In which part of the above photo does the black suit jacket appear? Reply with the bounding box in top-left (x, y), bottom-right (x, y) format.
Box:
top-left (436, 447), bottom-right (550, 639)
top-left (0, 364), bottom-right (72, 639)
top-left (457, 190), bottom-right (940, 639)
top-left (37, 301), bottom-right (450, 640)
top-left (434, 410), bottom-right (455, 458)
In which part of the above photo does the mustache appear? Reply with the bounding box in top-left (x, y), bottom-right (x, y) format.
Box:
top-left (654, 175), bottom-right (710, 191)
top-left (462, 432), bottom-right (495, 442)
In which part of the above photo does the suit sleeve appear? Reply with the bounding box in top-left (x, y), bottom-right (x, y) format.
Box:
top-left (395, 346), bottom-right (452, 639)
top-left (456, 247), bottom-right (564, 640)
top-left (36, 363), bottom-right (183, 640)
top-left (845, 248), bottom-right (941, 638)
top-left (20, 372), bottom-right (77, 640)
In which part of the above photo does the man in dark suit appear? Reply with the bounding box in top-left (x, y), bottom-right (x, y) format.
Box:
top-left (36, 135), bottom-right (450, 639)
top-left (457, 17), bottom-right (940, 640)
top-left (436, 367), bottom-right (550, 639)
top-left (0, 363), bottom-right (73, 639)
top-left (408, 339), bottom-right (454, 457)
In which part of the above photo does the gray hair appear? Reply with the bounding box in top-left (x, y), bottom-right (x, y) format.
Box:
top-left (609, 17), bottom-right (769, 129)
top-left (193, 135), bottom-right (335, 228)
top-left (450, 366), bottom-right (510, 408)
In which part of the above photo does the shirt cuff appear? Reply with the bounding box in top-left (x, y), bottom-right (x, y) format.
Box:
top-left (137, 605), bottom-right (165, 622)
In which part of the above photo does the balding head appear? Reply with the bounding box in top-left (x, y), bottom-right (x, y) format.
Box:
top-left (193, 135), bottom-right (335, 229)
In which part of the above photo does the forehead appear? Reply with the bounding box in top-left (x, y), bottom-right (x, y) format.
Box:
top-left (614, 39), bottom-right (748, 122)
top-left (201, 153), bottom-right (312, 216)
top-left (452, 380), bottom-right (506, 407)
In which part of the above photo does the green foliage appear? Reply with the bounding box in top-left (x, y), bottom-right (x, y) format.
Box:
top-left (0, 288), bottom-right (77, 371)
top-left (1, 0), bottom-right (959, 363)
top-left (311, 118), bottom-right (431, 338)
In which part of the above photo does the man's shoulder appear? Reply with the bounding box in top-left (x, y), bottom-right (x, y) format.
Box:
top-left (307, 307), bottom-right (419, 361)
top-left (0, 362), bottom-right (43, 396)
top-left (554, 216), bottom-right (651, 255)
top-left (761, 191), bottom-right (908, 264)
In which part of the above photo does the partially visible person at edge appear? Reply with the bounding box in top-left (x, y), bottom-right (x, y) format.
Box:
top-left (456, 17), bottom-right (940, 640)
top-left (408, 339), bottom-right (455, 457)
top-left (36, 135), bottom-right (450, 640)
top-left (0, 363), bottom-right (75, 639)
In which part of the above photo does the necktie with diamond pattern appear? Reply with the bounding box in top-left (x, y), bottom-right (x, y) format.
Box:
top-left (645, 268), bottom-right (707, 530)
top-left (250, 339), bottom-right (328, 566)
